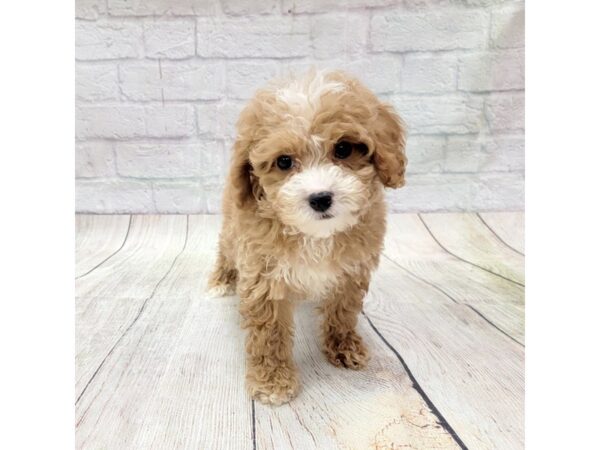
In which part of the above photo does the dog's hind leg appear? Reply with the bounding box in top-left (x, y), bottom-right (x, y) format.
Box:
top-left (207, 250), bottom-right (237, 297)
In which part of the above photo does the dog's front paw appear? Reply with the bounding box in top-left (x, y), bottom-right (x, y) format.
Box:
top-left (206, 283), bottom-right (235, 298)
top-left (247, 366), bottom-right (299, 406)
top-left (323, 331), bottom-right (369, 370)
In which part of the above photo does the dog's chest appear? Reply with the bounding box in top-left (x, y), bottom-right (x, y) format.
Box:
top-left (272, 243), bottom-right (340, 300)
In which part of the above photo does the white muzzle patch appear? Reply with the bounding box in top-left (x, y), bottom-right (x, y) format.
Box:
top-left (276, 164), bottom-right (366, 238)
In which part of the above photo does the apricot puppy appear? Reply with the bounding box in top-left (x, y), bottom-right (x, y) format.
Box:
top-left (208, 69), bottom-right (407, 405)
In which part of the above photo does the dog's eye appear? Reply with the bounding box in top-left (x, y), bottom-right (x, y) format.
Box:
top-left (276, 155), bottom-right (293, 170)
top-left (334, 141), bottom-right (353, 159)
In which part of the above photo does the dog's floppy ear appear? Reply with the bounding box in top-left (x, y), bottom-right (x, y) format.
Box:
top-left (230, 140), bottom-right (254, 208)
top-left (229, 105), bottom-right (260, 208)
top-left (371, 103), bottom-right (407, 188)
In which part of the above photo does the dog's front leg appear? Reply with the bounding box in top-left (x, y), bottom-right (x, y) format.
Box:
top-left (319, 276), bottom-right (370, 370)
top-left (239, 281), bottom-right (298, 405)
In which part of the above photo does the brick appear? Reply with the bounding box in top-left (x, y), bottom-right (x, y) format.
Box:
top-left (391, 95), bottom-right (484, 134)
top-left (145, 105), bottom-right (197, 138)
top-left (197, 17), bottom-right (310, 58)
top-left (311, 13), bottom-right (368, 59)
top-left (282, 58), bottom-right (401, 95)
top-left (76, 142), bottom-right (116, 178)
top-left (485, 92), bottom-right (524, 132)
top-left (404, 0), bottom-right (513, 6)
top-left (153, 177), bottom-right (225, 213)
top-left (143, 19), bottom-right (195, 59)
top-left (402, 0), bottom-right (454, 8)
top-left (404, 0), bottom-right (512, 7)
top-left (116, 141), bottom-right (226, 178)
top-left (387, 170), bottom-right (524, 212)
top-left (283, 0), bottom-right (397, 14)
top-left (221, 0), bottom-right (279, 15)
top-left (76, 179), bottom-right (154, 213)
top-left (403, 55), bottom-right (457, 93)
top-left (491, 5), bottom-right (525, 49)
top-left (472, 172), bottom-right (524, 210)
top-left (76, 105), bottom-right (195, 139)
top-left (444, 136), bottom-right (483, 173)
top-left (371, 10), bottom-right (488, 52)
top-left (227, 61), bottom-right (280, 100)
top-left (386, 173), bottom-right (477, 211)
top-left (76, 64), bottom-right (119, 101)
top-left (196, 102), bottom-right (245, 140)
top-left (107, 0), bottom-right (217, 16)
top-left (76, 0), bottom-right (107, 19)
top-left (152, 181), bottom-right (204, 213)
top-left (405, 136), bottom-right (445, 174)
top-left (458, 50), bottom-right (524, 92)
top-left (344, 56), bottom-right (402, 94)
top-left (480, 135), bottom-right (524, 171)
top-left (75, 20), bottom-right (143, 60)
top-left (119, 61), bottom-right (225, 101)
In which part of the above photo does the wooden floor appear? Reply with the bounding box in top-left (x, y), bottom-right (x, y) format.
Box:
top-left (75, 212), bottom-right (524, 450)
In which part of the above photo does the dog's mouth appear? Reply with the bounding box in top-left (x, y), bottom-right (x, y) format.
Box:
top-left (318, 213), bottom-right (334, 220)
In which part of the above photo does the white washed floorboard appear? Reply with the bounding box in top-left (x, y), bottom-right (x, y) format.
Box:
top-left (479, 212), bottom-right (525, 254)
top-left (420, 213), bottom-right (525, 285)
top-left (366, 257), bottom-right (524, 449)
top-left (75, 213), bottom-right (525, 450)
top-left (255, 304), bottom-right (459, 450)
top-left (75, 214), bottom-right (130, 277)
top-left (383, 214), bottom-right (524, 344)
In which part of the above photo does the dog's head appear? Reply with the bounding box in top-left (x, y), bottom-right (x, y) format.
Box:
top-left (229, 70), bottom-right (407, 238)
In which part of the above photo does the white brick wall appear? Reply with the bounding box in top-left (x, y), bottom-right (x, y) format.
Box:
top-left (76, 0), bottom-right (525, 213)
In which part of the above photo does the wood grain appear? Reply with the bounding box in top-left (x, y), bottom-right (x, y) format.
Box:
top-left (383, 214), bottom-right (524, 344)
top-left (255, 303), bottom-right (461, 450)
top-left (419, 213), bottom-right (525, 286)
top-left (76, 216), bottom-right (252, 450)
top-left (366, 256), bottom-right (524, 450)
top-left (75, 216), bottom-right (188, 398)
top-left (75, 212), bottom-right (525, 450)
top-left (75, 214), bottom-right (130, 278)
top-left (478, 212), bottom-right (525, 254)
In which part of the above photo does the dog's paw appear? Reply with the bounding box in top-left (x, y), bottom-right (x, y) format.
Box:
top-left (206, 283), bottom-right (235, 298)
top-left (323, 331), bottom-right (370, 370)
top-left (248, 370), bottom-right (299, 406)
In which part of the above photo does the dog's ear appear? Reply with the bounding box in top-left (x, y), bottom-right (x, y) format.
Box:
top-left (371, 103), bottom-right (407, 189)
top-left (229, 106), bottom-right (260, 208)
top-left (230, 141), bottom-right (254, 208)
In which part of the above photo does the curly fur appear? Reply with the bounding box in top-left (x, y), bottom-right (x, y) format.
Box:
top-left (208, 69), bottom-right (407, 405)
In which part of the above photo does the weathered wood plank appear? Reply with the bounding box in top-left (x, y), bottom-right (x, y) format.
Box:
top-left (75, 215), bottom-right (187, 299)
top-left (76, 215), bottom-right (252, 449)
top-left (419, 213), bottom-right (525, 286)
top-left (75, 214), bottom-right (130, 277)
top-left (383, 214), bottom-right (524, 344)
top-left (255, 303), bottom-right (461, 450)
top-left (478, 212), bottom-right (525, 254)
top-left (365, 256), bottom-right (525, 450)
top-left (75, 213), bottom-right (525, 450)
top-left (75, 216), bottom-right (188, 397)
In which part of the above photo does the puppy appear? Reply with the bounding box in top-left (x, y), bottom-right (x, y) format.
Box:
top-left (208, 69), bottom-right (407, 405)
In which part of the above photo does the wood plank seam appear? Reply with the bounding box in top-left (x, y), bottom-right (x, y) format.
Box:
top-left (75, 215), bottom-right (190, 405)
top-left (381, 253), bottom-right (524, 347)
top-left (361, 312), bottom-right (469, 450)
top-left (417, 213), bottom-right (525, 288)
top-left (75, 215), bottom-right (132, 280)
top-left (465, 304), bottom-right (524, 347)
top-left (476, 213), bottom-right (525, 257)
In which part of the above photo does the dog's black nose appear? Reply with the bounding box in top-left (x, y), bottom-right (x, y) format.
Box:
top-left (308, 192), bottom-right (333, 212)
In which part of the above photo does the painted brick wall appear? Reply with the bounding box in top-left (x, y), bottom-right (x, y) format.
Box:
top-left (75, 0), bottom-right (525, 213)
